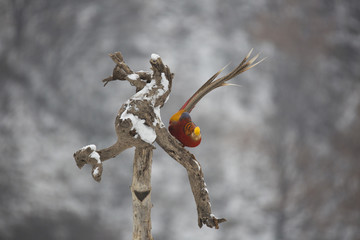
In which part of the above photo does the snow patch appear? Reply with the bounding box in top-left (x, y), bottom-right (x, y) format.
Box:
top-left (81, 144), bottom-right (96, 151)
top-left (153, 106), bottom-right (165, 128)
top-left (93, 167), bottom-right (100, 177)
top-left (128, 73), bottom-right (139, 81)
top-left (90, 151), bottom-right (101, 163)
top-left (119, 63), bottom-right (170, 142)
top-left (155, 73), bottom-right (169, 99)
top-left (129, 71), bottom-right (168, 106)
top-left (151, 53), bottom-right (160, 60)
top-left (120, 107), bottom-right (157, 144)
top-left (132, 81), bottom-right (157, 104)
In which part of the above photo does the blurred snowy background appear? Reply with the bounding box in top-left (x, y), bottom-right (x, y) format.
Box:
top-left (1, 0), bottom-right (359, 239)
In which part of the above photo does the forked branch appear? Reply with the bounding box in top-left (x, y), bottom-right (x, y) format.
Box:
top-left (74, 51), bottom-right (266, 238)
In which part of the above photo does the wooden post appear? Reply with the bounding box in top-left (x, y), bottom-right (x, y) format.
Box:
top-left (131, 147), bottom-right (153, 240)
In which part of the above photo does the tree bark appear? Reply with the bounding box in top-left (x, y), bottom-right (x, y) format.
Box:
top-left (131, 147), bottom-right (153, 240)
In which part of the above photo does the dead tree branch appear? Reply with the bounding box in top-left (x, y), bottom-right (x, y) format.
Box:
top-left (73, 51), bottom-right (225, 240)
top-left (155, 127), bottom-right (226, 228)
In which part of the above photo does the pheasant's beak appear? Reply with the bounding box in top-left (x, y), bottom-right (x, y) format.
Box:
top-left (191, 126), bottom-right (201, 141)
top-left (194, 126), bottom-right (200, 136)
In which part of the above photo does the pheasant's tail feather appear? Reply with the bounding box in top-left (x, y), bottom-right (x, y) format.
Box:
top-left (241, 54), bottom-right (266, 73)
top-left (180, 64), bottom-right (229, 110)
top-left (182, 49), bottom-right (265, 112)
top-left (221, 83), bottom-right (242, 88)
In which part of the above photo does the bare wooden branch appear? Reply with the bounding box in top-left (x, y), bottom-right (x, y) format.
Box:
top-left (73, 51), bottom-right (227, 240)
top-left (102, 51), bottom-right (152, 91)
top-left (155, 127), bottom-right (226, 228)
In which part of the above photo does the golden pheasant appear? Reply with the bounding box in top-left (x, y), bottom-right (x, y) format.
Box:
top-left (169, 49), bottom-right (264, 147)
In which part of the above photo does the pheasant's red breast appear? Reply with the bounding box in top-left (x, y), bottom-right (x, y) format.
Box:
top-left (169, 111), bottom-right (201, 147)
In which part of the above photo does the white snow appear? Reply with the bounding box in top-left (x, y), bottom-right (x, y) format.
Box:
top-left (120, 106), bottom-right (157, 144)
top-left (127, 73), bottom-right (139, 81)
top-left (131, 81), bottom-right (157, 104)
top-left (160, 73), bottom-right (169, 91)
top-left (128, 70), bottom-right (168, 106)
top-left (155, 73), bottom-right (169, 99)
top-left (151, 53), bottom-right (160, 60)
top-left (81, 144), bottom-right (96, 151)
top-left (153, 106), bottom-right (165, 128)
top-left (93, 167), bottom-right (100, 177)
top-left (90, 151), bottom-right (101, 163)
top-left (118, 62), bottom-right (171, 143)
